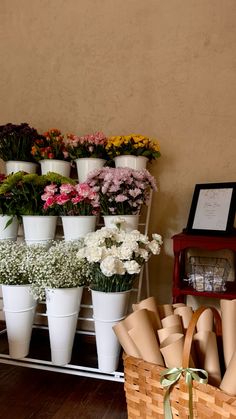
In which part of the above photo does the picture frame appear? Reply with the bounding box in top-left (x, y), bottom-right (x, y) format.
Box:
top-left (186, 182), bottom-right (236, 235)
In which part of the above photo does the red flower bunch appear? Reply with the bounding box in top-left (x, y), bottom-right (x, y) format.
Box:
top-left (41, 182), bottom-right (100, 216)
top-left (31, 129), bottom-right (70, 161)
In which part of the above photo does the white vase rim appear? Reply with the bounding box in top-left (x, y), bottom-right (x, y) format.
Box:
top-left (75, 157), bottom-right (106, 162)
top-left (6, 160), bottom-right (38, 165)
top-left (1, 283), bottom-right (31, 287)
top-left (114, 155), bottom-right (148, 160)
top-left (39, 159), bottom-right (70, 164)
top-left (61, 215), bottom-right (96, 219)
top-left (46, 286), bottom-right (83, 291)
top-left (90, 288), bottom-right (131, 295)
top-left (103, 214), bottom-right (139, 217)
top-left (22, 215), bottom-right (58, 219)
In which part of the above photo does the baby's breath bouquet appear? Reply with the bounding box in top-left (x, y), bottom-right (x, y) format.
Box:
top-left (28, 240), bottom-right (91, 301)
top-left (0, 241), bottom-right (45, 286)
top-left (77, 226), bottom-right (163, 293)
top-left (106, 134), bottom-right (161, 162)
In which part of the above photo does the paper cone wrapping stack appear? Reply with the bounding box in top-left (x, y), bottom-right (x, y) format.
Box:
top-left (220, 299), bottom-right (236, 367)
top-left (113, 296), bottom-right (236, 396)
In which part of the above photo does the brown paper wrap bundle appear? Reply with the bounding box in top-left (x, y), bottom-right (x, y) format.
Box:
top-left (193, 330), bottom-right (221, 386)
top-left (158, 304), bottom-right (173, 319)
top-left (174, 305), bottom-right (193, 330)
top-left (132, 296), bottom-right (162, 330)
top-left (196, 307), bottom-right (214, 332)
top-left (220, 349), bottom-right (236, 395)
top-left (113, 308), bottom-right (164, 365)
top-left (160, 332), bottom-right (185, 367)
top-left (161, 313), bottom-right (182, 329)
top-left (220, 299), bottom-right (236, 367)
top-left (157, 324), bottom-right (183, 344)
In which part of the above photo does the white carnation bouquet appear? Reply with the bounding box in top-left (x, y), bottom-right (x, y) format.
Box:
top-left (77, 226), bottom-right (163, 292)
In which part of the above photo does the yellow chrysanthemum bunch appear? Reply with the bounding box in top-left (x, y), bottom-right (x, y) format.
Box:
top-left (106, 134), bottom-right (161, 162)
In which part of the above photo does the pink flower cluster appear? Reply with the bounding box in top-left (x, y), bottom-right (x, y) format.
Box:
top-left (41, 183), bottom-right (100, 216)
top-left (66, 132), bottom-right (108, 159)
top-left (87, 167), bottom-right (157, 215)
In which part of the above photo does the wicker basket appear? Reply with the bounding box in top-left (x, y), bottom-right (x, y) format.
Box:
top-left (123, 307), bottom-right (236, 418)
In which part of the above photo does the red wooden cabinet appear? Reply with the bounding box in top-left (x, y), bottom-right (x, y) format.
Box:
top-left (172, 232), bottom-right (236, 303)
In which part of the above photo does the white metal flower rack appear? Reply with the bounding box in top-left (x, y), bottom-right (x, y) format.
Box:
top-left (0, 194), bottom-right (153, 382)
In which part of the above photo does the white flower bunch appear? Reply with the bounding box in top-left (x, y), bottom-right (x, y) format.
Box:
top-left (0, 241), bottom-right (46, 286)
top-left (77, 226), bottom-right (163, 292)
top-left (28, 240), bottom-right (91, 301)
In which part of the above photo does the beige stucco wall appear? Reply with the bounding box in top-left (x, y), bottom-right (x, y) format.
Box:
top-left (0, 0), bottom-right (235, 303)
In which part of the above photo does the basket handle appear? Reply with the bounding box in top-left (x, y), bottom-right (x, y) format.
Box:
top-left (182, 306), bottom-right (222, 369)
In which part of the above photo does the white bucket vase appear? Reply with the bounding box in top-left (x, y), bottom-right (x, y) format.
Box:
top-left (39, 159), bottom-right (71, 177)
top-left (75, 158), bottom-right (106, 183)
top-left (91, 289), bottom-right (131, 373)
top-left (2, 284), bottom-right (37, 359)
top-left (114, 155), bottom-right (148, 170)
top-left (5, 161), bottom-right (38, 175)
top-left (103, 214), bottom-right (139, 232)
top-left (46, 287), bottom-right (83, 366)
top-left (0, 215), bottom-right (19, 241)
top-left (22, 215), bottom-right (58, 246)
top-left (61, 215), bottom-right (97, 241)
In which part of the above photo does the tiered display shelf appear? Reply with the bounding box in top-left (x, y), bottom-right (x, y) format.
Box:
top-left (0, 194), bottom-right (153, 382)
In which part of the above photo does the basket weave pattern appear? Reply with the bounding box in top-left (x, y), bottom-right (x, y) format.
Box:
top-left (124, 353), bottom-right (236, 418)
top-left (123, 354), bottom-right (236, 419)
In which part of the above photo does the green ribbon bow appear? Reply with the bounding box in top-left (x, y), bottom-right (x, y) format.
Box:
top-left (160, 367), bottom-right (208, 419)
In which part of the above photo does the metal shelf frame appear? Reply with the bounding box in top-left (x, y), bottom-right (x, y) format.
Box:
top-left (0, 194), bottom-right (153, 381)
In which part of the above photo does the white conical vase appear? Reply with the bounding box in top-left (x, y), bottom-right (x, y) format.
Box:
top-left (0, 215), bottom-right (19, 241)
top-left (39, 159), bottom-right (71, 177)
top-left (61, 215), bottom-right (97, 241)
top-left (5, 161), bottom-right (38, 175)
top-left (46, 287), bottom-right (83, 366)
top-left (22, 215), bottom-right (58, 246)
top-left (75, 158), bottom-right (106, 183)
top-left (91, 289), bottom-right (131, 373)
top-left (2, 284), bottom-right (37, 359)
top-left (114, 155), bottom-right (148, 170)
top-left (103, 215), bottom-right (139, 232)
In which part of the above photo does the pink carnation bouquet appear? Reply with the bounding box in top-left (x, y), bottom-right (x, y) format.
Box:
top-left (86, 167), bottom-right (157, 215)
top-left (66, 131), bottom-right (109, 160)
top-left (41, 182), bottom-right (100, 216)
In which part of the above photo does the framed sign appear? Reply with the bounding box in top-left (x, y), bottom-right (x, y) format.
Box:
top-left (186, 182), bottom-right (236, 235)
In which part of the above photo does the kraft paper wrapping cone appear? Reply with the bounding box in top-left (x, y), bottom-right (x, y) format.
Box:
top-left (196, 308), bottom-right (214, 332)
top-left (158, 304), bottom-right (174, 320)
top-left (132, 296), bottom-right (162, 330)
top-left (157, 324), bottom-right (183, 344)
top-left (193, 330), bottom-right (221, 387)
top-left (172, 303), bottom-right (186, 309)
top-left (113, 308), bottom-right (164, 365)
top-left (112, 321), bottom-right (141, 358)
top-left (220, 350), bottom-right (236, 396)
top-left (220, 299), bottom-right (236, 367)
top-left (160, 333), bottom-right (185, 368)
top-left (174, 306), bottom-right (193, 330)
top-left (161, 314), bottom-right (183, 329)
top-left (128, 327), bottom-right (163, 365)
